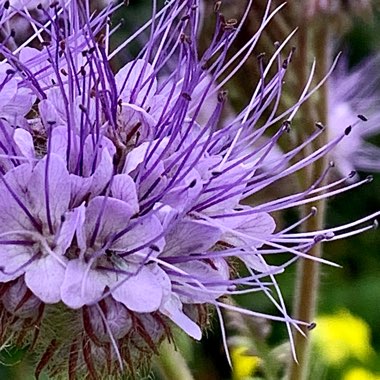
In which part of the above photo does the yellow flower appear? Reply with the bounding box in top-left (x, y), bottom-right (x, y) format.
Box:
top-left (343, 367), bottom-right (380, 380)
top-left (312, 309), bottom-right (374, 365)
top-left (231, 344), bottom-right (261, 380)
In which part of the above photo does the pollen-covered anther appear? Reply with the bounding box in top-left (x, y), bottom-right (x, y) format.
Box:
top-left (282, 119), bottom-right (292, 132)
top-left (214, 1), bottom-right (222, 13)
top-left (180, 33), bottom-right (191, 44)
top-left (315, 121), bottom-right (325, 130)
top-left (217, 90), bottom-right (228, 102)
top-left (282, 58), bottom-right (290, 69)
top-left (59, 39), bottom-right (66, 51)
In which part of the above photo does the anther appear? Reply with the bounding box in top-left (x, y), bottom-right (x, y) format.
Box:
top-left (4, 1), bottom-right (10, 9)
top-left (311, 206), bottom-right (318, 216)
top-left (313, 234), bottom-right (325, 243)
top-left (218, 90), bottom-right (228, 102)
top-left (283, 119), bottom-right (291, 132)
top-left (357, 114), bottom-right (368, 122)
top-left (344, 126), bottom-right (352, 135)
top-left (257, 52), bottom-right (266, 61)
top-left (373, 220), bottom-right (379, 229)
top-left (366, 175), bottom-right (374, 183)
top-left (315, 121), bottom-right (324, 130)
top-left (149, 245), bottom-right (160, 252)
top-left (214, 1), bottom-right (221, 12)
top-left (307, 322), bottom-right (317, 331)
top-left (181, 92), bottom-right (192, 101)
top-left (189, 179), bottom-right (197, 188)
top-left (348, 171), bottom-right (356, 178)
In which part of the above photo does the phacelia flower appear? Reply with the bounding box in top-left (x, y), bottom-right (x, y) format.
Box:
top-left (0, 1), bottom-right (376, 378)
top-left (328, 55), bottom-right (380, 177)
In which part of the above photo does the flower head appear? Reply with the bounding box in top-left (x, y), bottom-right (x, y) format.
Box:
top-left (328, 55), bottom-right (380, 178)
top-left (0, 0), bottom-right (376, 378)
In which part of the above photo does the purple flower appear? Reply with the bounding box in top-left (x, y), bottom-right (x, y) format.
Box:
top-left (0, 0), bottom-right (376, 378)
top-left (328, 55), bottom-right (380, 177)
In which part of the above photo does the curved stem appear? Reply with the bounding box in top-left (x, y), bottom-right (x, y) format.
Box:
top-left (154, 340), bottom-right (195, 380)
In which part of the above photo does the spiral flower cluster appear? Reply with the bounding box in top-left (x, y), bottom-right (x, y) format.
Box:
top-left (0, 1), bottom-right (376, 378)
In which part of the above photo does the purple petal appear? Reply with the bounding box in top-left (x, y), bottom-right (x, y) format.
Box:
top-left (0, 164), bottom-right (34, 233)
top-left (0, 246), bottom-right (32, 282)
top-left (25, 255), bottom-right (66, 303)
top-left (163, 220), bottom-right (222, 257)
top-left (0, 76), bottom-right (17, 109)
top-left (13, 128), bottom-right (35, 160)
top-left (112, 214), bottom-right (164, 254)
top-left (61, 259), bottom-right (113, 309)
top-left (220, 209), bottom-right (276, 248)
top-left (39, 99), bottom-right (64, 127)
top-left (160, 294), bottom-right (202, 340)
top-left (85, 196), bottom-right (135, 245)
top-left (111, 265), bottom-right (163, 313)
top-left (56, 205), bottom-right (86, 255)
top-left (115, 59), bottom-right (157, 106)
top-left (111, 174), bottom-right (139, 214)
top-left (174, 259), bottom-right (229, 304)
top-left (3, 86), bottom-right (36, 118)
top-left (28, 154), bottom-right (71, 229)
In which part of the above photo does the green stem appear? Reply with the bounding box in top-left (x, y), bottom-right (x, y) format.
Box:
top-left (287, 3), bottom-right (330, 380)
top-left (153, 340), bottom-right (195, 380)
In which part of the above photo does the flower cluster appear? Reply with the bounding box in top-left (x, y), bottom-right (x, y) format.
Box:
top-left (328, 55), bottom-right (380, 177)
top-left (0, 0), bottom-right (376, 378)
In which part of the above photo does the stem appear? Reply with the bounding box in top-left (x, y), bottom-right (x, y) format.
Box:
top-left (153, 340), bottom-right (195, 380)
top-left (287, 3), bottom-right (330, 380)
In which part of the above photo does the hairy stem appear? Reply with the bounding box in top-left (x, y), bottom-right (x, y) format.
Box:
top-left (287, 2), bottom-right (330, 380)
top-left (154, 340), bottom-right (195, 380)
